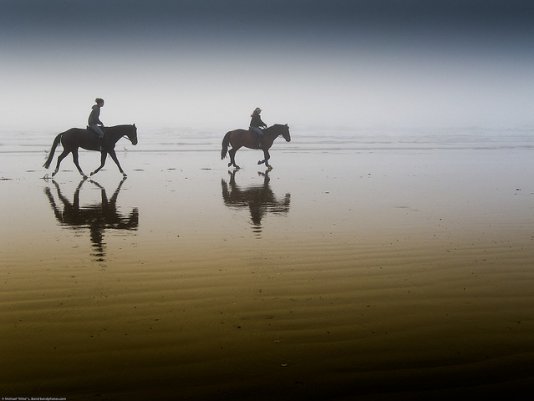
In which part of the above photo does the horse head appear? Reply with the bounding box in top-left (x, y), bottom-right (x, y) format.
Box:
top-left (127, 124), bottom-right (138, 145)
top-left (280, 124), bottom-right (291, 142)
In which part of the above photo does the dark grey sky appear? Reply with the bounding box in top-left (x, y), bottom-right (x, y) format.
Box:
top-left (3, 0), bottom-right (533, 24)
top-left (2, 0), bottom-right (534, 129)
top-left (3, 0), bottom-right (534, 44)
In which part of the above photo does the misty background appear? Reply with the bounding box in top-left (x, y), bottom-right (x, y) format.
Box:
top-left (1, 0), bottom-right (534, 132)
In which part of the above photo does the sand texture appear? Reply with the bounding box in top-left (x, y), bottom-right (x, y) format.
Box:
top-left (1, 129), bottom-right (534, 400)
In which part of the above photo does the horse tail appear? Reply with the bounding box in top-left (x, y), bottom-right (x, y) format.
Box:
top-left (43, 133), bottom-right (63, 169)
top-left (221, 132), bottom-right (231, 160)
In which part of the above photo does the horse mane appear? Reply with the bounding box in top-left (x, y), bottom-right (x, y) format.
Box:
top-left (264, 124), bottom-right (285, 133)
top-left (104, 124), bottom-right (134, 131)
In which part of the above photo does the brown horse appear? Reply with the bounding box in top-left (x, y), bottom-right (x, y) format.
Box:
top-left (43, 124), bottom-right (138, 178)
top-left (221, 124), bottom-right (291, 169)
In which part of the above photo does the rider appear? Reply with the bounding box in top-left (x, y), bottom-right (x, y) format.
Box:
top-left (249, 107), bottom-right (267, 148)
top-left (88, 98), bottom-right (105, 150)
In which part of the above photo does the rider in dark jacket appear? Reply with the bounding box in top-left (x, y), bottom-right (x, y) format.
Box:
top-left (88, 98), bottom-right (105, 149)
top-left (250, 107), bottom-right (267, 148)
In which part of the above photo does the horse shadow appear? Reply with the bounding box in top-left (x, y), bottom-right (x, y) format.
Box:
top-left (44, 177), bottom-right (138, 262)
top-left (221, 170), bottom-right (290, 237)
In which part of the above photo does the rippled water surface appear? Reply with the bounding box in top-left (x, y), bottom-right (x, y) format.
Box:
top-left (1, 128), bottom-right (534, 400)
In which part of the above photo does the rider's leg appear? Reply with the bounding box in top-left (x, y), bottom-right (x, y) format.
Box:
top-left (90, 125), bottom-right (105, 150)
top-left (251, 127), bottom-right (263, 149)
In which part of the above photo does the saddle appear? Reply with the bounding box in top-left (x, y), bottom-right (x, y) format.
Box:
top-left (250, 127), bottom-right (264, 149)
top-left (250, 127), bottom-right (263, 136)
top-left (87, 125), bottom-right (104, 136)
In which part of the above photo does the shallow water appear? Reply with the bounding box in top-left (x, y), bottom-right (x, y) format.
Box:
top-left (1, 129), bottom-right (534, 400)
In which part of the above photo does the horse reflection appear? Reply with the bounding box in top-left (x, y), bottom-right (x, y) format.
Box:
top-left (221, 170), bottom-right (290, 237)
top-left (44, 177), bottom-right (138, 261)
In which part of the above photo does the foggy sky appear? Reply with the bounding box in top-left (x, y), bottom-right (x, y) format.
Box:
top-left (1, 0), bottom-right (534, 130)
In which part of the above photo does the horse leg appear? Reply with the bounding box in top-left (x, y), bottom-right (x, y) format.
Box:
top-left (90, 151), bottom-right (108, 176)
top-left (73, 178), bottom-right (87, 209)
top-left (265, 149), bottom-right (272, 169)
top-left (71, 149), bottom-right (87, 178)
top-left (258, 149), bottom-right (272, 169)
top-left (228, 147), bottom-right (241, 169)
top-left (52, 149), bottom-right (70, 177)
top-left (228, 148), bottom-right (235, 168)
top-left (108, 149), bottom-right (127, 177)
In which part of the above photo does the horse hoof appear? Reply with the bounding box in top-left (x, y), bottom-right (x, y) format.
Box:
top-left (227, 162), bottom-right (232, 168)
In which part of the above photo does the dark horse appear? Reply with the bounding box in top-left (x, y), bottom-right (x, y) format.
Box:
top-left (43, 124), bottom-right (138, 178)
top-left (221, 124), bottom-right (291, 169)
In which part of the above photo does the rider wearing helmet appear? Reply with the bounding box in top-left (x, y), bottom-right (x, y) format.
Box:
top-left (250, 107), bottom-right (267, 148)
top-left (88, 98), bottom-right (105, 149)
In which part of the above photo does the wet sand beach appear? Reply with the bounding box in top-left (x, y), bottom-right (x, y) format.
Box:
top-left (1, 129), bottom-right (534, 400)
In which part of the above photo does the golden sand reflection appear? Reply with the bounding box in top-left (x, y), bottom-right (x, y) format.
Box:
top-left (44, 178), bottom-right (138, 262)
top-left (2, 145), bottom-right (534, 399)
top-left (221, 169), bottom-right (290, 238)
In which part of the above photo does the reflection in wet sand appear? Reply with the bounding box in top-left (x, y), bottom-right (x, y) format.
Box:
top-left (44, 178), bottom-right (138, 261)
top-left (221, 170), bottom-right (290, 237)
top-left (3, 142), bottom-right (534, 400)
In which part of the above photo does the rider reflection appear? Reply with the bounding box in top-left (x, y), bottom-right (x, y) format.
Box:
top-left (44, 177), bottom-right (138, 262)
top-left (221, 170), bottom-right (290, 238)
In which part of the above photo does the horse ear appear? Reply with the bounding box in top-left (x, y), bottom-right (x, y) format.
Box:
top-left (133, 124), bottom-right (136, 128)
